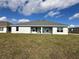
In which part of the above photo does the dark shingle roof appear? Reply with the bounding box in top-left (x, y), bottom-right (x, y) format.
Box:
top-left (13, 20), bottom-right (68, 27)
top-left (0, 21), bottom-right (12, 27)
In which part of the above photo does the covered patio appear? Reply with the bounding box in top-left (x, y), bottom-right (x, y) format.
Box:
top-left (31, 27), bottom-right (52, 34)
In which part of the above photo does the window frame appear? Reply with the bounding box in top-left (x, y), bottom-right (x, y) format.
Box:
top-left (57, 27), bottom-right (63, 32)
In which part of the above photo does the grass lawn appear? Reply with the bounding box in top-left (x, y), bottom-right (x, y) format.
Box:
top-left (0, 33), bottom-right (79, 59)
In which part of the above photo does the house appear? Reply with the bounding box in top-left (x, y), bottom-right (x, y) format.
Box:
top-left (69, 27), bottom-right (79, 33)
top-left (0, 21), bottom-right (12, 33)
top-left (11, 20), bottom-right (68, 34)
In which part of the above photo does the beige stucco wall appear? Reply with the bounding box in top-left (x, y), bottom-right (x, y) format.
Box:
top-left (0, 27), bottom-right (7, 33)
top-left (11, 27), bottom-right (31, 33)
top-left (52, 27), bottom-right (68, 35)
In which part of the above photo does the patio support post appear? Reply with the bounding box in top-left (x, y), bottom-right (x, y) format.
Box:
top-left (52, 27), bottom-right (53, 34)
top-left (41, 27), bottom-right (43, 34)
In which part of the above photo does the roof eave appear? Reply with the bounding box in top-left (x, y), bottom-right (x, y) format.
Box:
top-left (10, 25), bottom-right (68, 27)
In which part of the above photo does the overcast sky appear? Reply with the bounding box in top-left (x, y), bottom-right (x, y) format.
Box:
top-left (0, 0), bottom-right (79, 25)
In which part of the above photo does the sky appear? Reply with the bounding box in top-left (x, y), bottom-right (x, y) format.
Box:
top-left (0, 0), bottom-right (79, 26)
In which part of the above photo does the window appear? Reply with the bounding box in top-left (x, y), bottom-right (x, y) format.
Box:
top-left (46, 28), bottom-right (49, 32)
top-left (57, 27), bottom-right (63, 32)
top-left (31, 27), bottom-right (41, 33)
top-left (16, 26), bottom-right (19, 31)
top-left (31, 28), bottom-right (36, 32)
top-left (43, 27), bottom-right (52, 33)
top-left (0, 27), bottom-right (3, 31)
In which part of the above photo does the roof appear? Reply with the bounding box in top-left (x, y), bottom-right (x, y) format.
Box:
top-left (11, 20), bottom-right (68, 27)
top-left (0, 21), bottom-right (12, 27)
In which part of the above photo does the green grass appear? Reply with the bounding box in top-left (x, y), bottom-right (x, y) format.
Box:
top-left (0, 33), bottom-right (79, 59)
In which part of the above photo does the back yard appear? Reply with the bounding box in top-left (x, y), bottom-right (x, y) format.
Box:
top-left (0, 34), bottom-right (79, 59)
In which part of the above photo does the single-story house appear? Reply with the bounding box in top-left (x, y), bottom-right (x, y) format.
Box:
top-left (0, 21), bottom-right (12, 33)
top-left (11, 20), bottom-right (68, 34)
